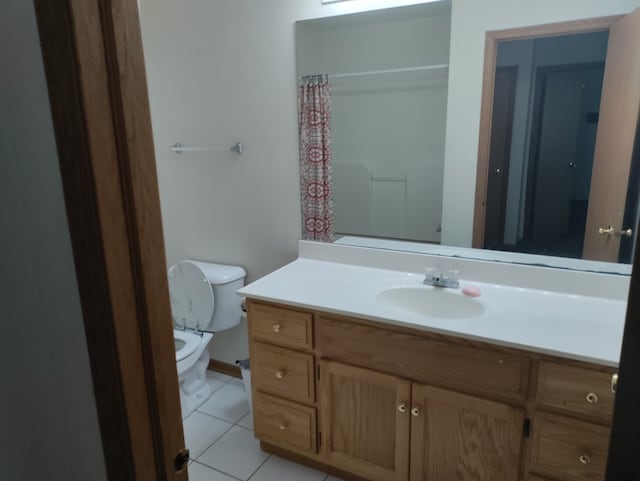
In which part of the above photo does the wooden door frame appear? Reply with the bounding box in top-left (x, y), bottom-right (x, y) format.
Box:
top-left (34, 1), bottom-right (186, 480)
top-left (472, 16), bottom-right (622, 248)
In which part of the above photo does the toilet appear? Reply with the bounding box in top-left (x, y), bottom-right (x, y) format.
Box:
top-left (168, 260), bottom-right (246, 418)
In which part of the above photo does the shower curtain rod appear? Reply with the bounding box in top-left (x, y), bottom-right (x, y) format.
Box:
top-left (328, 63), bottom-right (449, 79)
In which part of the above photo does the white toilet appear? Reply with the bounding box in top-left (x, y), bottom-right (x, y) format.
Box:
top-left (168, 260), bottom-right (246, 418)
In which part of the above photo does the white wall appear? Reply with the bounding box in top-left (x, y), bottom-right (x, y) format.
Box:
top-left (0, 1), bottom-right (107, 480)
top-left (139, 0), bottom-right (443, 363)
top-left (442, 0), bottom-right (640, 247)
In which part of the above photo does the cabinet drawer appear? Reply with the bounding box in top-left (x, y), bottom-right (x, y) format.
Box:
top-left (254, 392), bottom-right (317, 454)
top-left (531, 412), bottom-right (611, 481)
top-left (317, 316), bottom-right (529, 401)
top-left (250, 302), bottom-right (313, 350)
top-left (253, 342), bottom-right (315, 403)
top-left (537, 362), bottom-right (616, 423)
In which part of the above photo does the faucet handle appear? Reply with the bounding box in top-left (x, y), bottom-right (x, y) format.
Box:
top-left (425, 266), bottom-right (437, 278)
top-left (446, 269), bottom-right (459, 281)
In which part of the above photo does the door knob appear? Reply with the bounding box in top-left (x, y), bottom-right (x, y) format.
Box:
top-left (616, 228), bottom-right (633, 238)
top-left (492, 168), bottom-right (502, 176)
top-left (568, 162), bottom-right (577, 168)
top-left (272, 323), bottom-right (281, 333)
top-left (398, 403), bottom-right (407, 413)
top-left (275, 369), bottom-right (286, 379)
top-left (598, 226), bottom-right (614, 236)
top-left (411, 407), bottom-right (420, 417)
top-left (579, 454), bottom-right (592, 465)
top-left (585, 392), bottom-right (598, 404)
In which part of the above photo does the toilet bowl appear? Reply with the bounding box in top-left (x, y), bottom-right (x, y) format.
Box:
top-left (168, 260), bottom-right (246, 418)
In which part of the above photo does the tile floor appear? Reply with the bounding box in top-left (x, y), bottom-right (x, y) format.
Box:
top-left (184, 371), bottom-right (344, 481)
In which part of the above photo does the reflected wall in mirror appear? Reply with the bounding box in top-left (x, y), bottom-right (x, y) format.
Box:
top-left (296, 2), bottom-right (451, 243)
top-left (475, 15), bottom-right (640, 264)
top-left (295, 1), bottom-right (640, 273)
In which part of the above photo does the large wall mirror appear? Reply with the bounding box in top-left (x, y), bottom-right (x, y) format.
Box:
top-left (295, 1), bottom-right (640, 274)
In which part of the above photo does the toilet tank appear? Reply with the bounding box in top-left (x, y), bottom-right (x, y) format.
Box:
top-left (184, 260), bottom-right (246, 332)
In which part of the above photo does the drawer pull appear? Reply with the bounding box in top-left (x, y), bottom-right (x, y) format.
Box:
top-left (411, 407), bottom-right (420, 417)
top-left (272, 323), bottom-right (281, 333)
top-left (579, 454), bottom-right (591, 465)
top-left (585, 392), bottom-right (599, 404)
top-left (275, 369), bottom-right (286, 379)
top-left (398, 403), bottom-right (407, 413)
top-left (611, 373), bottom-right (618, 394)
top-left (279, 420), bottom-right (288, 431)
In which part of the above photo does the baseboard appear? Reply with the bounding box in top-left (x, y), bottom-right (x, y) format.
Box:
top-left (207, 360), bottom-right (241, 378)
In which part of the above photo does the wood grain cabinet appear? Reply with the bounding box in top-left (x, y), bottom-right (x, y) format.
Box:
top-left (246, 300), bottom-right (617, 481)
top-left (410, 384), bottom-right (524, 481)
top-left (320, 360), bottom-right (411, 481)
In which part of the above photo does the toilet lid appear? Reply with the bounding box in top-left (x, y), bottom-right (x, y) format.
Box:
top-left (168, 261), bottom-right (215, 330)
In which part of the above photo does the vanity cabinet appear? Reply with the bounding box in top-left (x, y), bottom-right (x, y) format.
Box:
top-left (247, 299), bottom-right (617, 481)
top-left (531, 362), bottom-right (616, 481)
top-left (409, 384), bottom-right (523, 481)
top-left (248, 302), bottom-right (318, 458)
top-left (320, 361), bottom-right (410, 481)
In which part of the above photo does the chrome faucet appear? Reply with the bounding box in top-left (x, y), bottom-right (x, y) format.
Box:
top-left (423, 267), bottom-right (459, 288)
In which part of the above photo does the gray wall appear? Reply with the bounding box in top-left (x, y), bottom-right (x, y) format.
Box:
top-left (0, 1), bottom-right (107, 480)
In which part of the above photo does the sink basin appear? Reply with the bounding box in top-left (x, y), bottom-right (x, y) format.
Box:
top-left (376, 286), bottom-right (485, 319)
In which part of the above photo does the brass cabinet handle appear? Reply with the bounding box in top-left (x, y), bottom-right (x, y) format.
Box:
top-left (579, 454), bottom-right (591, 465)
top-left (275, 369), bottom-right (286, 379)
top-left (585, 392), bottom-right (599, 404)
top-left (279, 420), bottom-right (288, 431)
top-left (611, 373), bottom-right (619, 394)
top-left (272, 323), bottom-right (281, 333)
top-left (411, 407), bottom-right (420, 417)
top-left (398, 403), bottom-right (407, 413)
top-left (598, 226), bottom-right (615, 236)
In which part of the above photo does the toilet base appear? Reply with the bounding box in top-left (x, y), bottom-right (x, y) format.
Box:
top-left (178, 349), bottom-right (211, 418)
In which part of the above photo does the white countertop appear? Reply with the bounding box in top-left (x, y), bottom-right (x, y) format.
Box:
top-left (240, 253), bottom-right (626, 367)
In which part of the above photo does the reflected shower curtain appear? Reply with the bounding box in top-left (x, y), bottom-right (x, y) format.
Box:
top-left (299, 75), bottom-right (334, 242)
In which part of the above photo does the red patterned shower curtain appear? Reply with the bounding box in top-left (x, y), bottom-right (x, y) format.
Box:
top-left (299, 75), bottom-right (333, 242)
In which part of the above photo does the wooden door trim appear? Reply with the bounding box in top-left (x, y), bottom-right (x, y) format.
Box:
top-left (472, 15), bottom-right (622, 248)
top-left (34, 1), bottom-right (185, 480)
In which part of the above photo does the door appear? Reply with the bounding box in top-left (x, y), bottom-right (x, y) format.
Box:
top-left (485, 66), bottom-right (518, 249)
top-left (320, 360), bottom-right (411, 481)
top-left (530, 68), bottom-right (585, 243)
top-left (583, 7), bottom-right (640, 261)
top-left (34, 0), bottom-right (188, 479)
top-left (409, 384), bottom-right (524, 481)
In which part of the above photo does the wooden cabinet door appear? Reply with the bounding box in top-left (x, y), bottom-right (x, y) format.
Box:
top-left (319, 360), bottom-right (411, 481)
top-left (410, 384), bottom-right (524, 481)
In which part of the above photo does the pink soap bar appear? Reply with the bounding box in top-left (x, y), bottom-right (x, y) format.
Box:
top-left (462, 286), bottom-right (482, 297)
